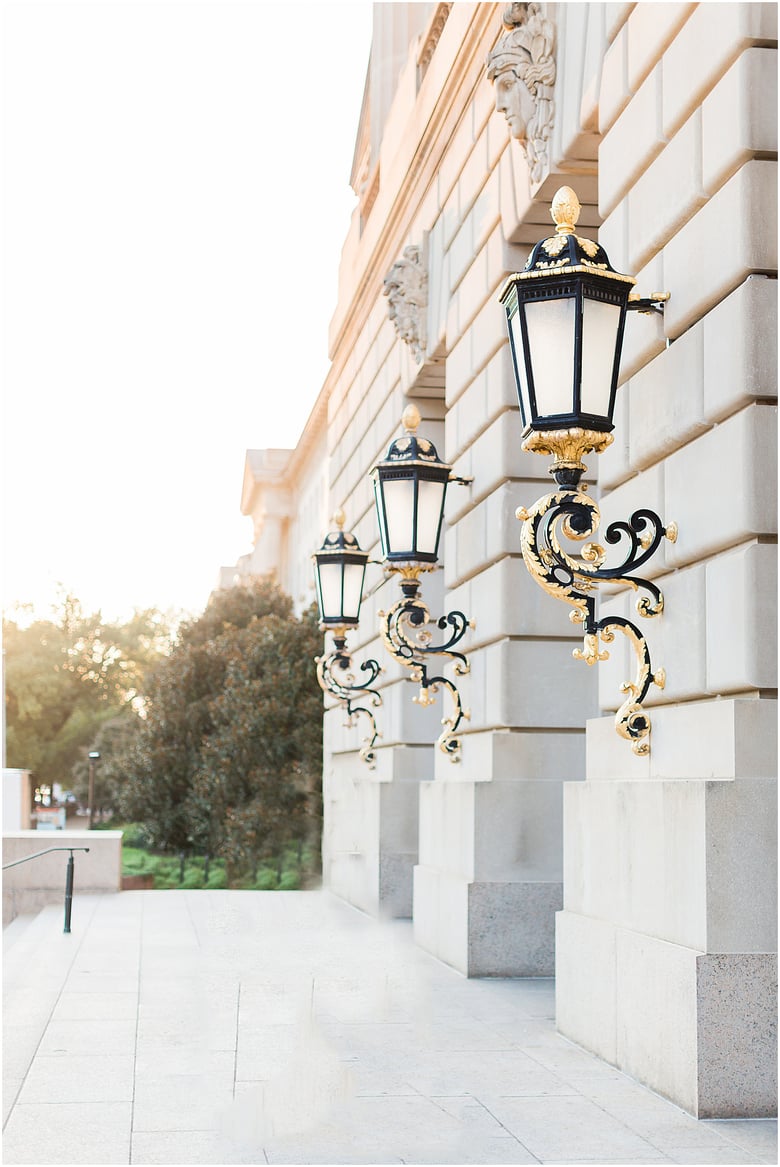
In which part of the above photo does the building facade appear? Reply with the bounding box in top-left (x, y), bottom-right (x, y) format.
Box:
top-left (234, 2), bottom-right (777, 1118)
top-left (219, 394), bottom-right (329, 617)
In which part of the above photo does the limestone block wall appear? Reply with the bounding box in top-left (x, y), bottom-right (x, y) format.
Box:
top-left (321, 2), bottom-right (601, 967)
top-left (554, 1), bottom-right (777, 1118)
top-left (413, 5), bottom-right (601, 974)
top-left (322, 3), bottom-right (483, 920)
top-left (284, 422), bottom-right (329, 614)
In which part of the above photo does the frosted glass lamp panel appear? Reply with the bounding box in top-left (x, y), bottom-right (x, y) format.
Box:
top-left (341, 561), bottom-right (366, 624)
top-left (372, 478), bottom-right (389, 557)
top-left (581, 298), bottom-right (622, 419)
top-left (317, 563), bottom-right (344, 622)
top-left (524, 297), bottom-right (576, 418)
top-left (416, 478), bottom-right (446, 557)
top-left (382, 478), bottom-right (416, 556)
top-left (509, 309), bottom-right (532, 426)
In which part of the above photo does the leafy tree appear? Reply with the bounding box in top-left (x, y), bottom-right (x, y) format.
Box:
top-left (192, 605), bottom-right (323, 883)
top-left (119, 578), bottom-right (323, 884)
top-left (177, 578), bottom-right (293, 648)
top-left (119, 635), bottom-right (233, 859)
top-left (70, 711), bottom-right (143, 813)
top-left (3, 593), bottom-right (173, 791)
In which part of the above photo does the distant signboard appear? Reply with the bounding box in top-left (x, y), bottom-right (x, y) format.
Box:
top-left (35, 807), bottom-right (66, 830)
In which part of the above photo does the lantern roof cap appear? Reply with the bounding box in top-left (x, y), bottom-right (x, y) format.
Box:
top-left (372, 404), bottom-right (451, 473)
top-left (504, 186), bottom-right (636, 290)
top-left (316, 510), bottom-right (366, 556)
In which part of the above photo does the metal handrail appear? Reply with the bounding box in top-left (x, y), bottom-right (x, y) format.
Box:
top-left (3, 846), bottom-right (90, 934)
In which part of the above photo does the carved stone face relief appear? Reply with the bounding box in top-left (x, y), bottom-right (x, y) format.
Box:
top-left (486, 2), bottom-right (556, 187)
top-left (383, 245), bottom-right (428, 365)
top-left (493, 67), bottom-right (537, 143)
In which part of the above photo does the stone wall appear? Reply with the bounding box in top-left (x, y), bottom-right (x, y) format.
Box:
top-left (553, 1), bottom-right (777, 1118)
top-left (2, 769), bottom-right (32, 832)
top-left (3, 830), bottom-right (122, 925)
top-left (320, 2), bottom-right (599, 968)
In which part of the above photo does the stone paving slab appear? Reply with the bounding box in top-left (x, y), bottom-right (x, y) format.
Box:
top-left (3, 890), bottom-right (777, 1165)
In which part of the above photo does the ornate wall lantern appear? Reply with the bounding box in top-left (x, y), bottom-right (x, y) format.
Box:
top-left (313, 511), bottom-right (382, 767)
top-left (370, 404), bottom-right (473, 761)
top-left (500, 186), bottom-right (676, 756)
top-left (371, 405), bottom-right (451, 568)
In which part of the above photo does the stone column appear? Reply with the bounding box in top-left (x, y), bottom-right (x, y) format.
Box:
top-left (321, 407), bottom-right (448, 920)
top-left (411, 341), bottom-right (597, 975)
top-left (239, 449), bottom-right (293, 581)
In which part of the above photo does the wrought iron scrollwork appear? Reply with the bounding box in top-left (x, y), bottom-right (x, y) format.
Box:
top-left (517, 487), bottom-right (677, 755)
top-left (379, 579), bottom-right (471, 761)
top-left (315, 634), bottom-right (383, 767)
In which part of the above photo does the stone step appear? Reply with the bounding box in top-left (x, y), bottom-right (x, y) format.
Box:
top-left (2, 911), bottom-right (38, 953)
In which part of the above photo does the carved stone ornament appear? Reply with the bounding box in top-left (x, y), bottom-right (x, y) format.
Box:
top-left (383, 245), bottom-right (428, 364)
top-left (486, 2), bottom-right (557, 186)
top-left (418, 3), bottom-right (452, 80)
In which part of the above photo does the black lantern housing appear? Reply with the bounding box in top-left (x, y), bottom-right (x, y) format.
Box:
top-left (370, 404), bottom-right (451, 568)
top-left (312, 511), bottom-right (369, 629)
top-left (500, 186), bottom-right (635, 442)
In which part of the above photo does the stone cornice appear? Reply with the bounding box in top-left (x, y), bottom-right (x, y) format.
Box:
top-left (284, 384), bottom-right (328, 483)
top-left (240, 449), bottom-right (292, 517)
top-left (349, 61), bottom-right (372, 196)
top-left (240, 388), bottom-right (328, 515)
top-left (417, 3), bottom-right (453, 83)
top-left (327, 2), bottom-right (502, 385)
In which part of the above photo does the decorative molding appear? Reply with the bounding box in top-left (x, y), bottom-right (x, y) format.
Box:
top-left (486, 2), bottom-right (557, 187)
top-left (417, 3), bottom-right (452, 86)
top-left (327, 4), bottom-right (498, 367)
top-left (361, 161), bottom-right (380, 232)
top-left (383, 244), bottom-right (428, 364)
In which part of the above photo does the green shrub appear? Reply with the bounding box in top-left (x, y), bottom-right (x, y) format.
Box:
top-left (120, 822), bottom-right (153, 849)
top-left (122, 846), bottom-right (154, 873)
top-left (120, 830), bottom-right (313, 892)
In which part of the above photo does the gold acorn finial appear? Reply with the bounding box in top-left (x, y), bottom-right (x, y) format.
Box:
top-left (551, 186), bottom-right (581, 235)
top-left (402, 403), bottom-right (421, 434)
top-left (332, 508), bottom-right (346, 530)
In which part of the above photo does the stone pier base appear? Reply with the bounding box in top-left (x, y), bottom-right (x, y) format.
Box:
top-left (556, 910), bottom-right (778, 1117)
top-left (413, 867), bottom-right (561, 976)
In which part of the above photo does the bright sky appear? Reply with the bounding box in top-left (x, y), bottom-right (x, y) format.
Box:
top-left (2, 0), bottom-right (373, 624)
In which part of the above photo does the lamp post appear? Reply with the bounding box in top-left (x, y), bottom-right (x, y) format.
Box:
top-left (87, 750), bottom-right (100, 830)
top-left (370, 404), bottom-right (473, 761)
top-left (500, 186), bottom-right (676, 756)
top-left (312, 511), bottom-right (383, 767)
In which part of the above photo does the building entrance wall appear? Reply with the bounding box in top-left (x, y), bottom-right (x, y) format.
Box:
top-left (232, 0), bottom-right (777, 1118)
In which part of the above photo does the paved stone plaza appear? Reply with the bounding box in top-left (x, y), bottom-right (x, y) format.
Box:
top-left (3, 890), bottom-right (776, 1165)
